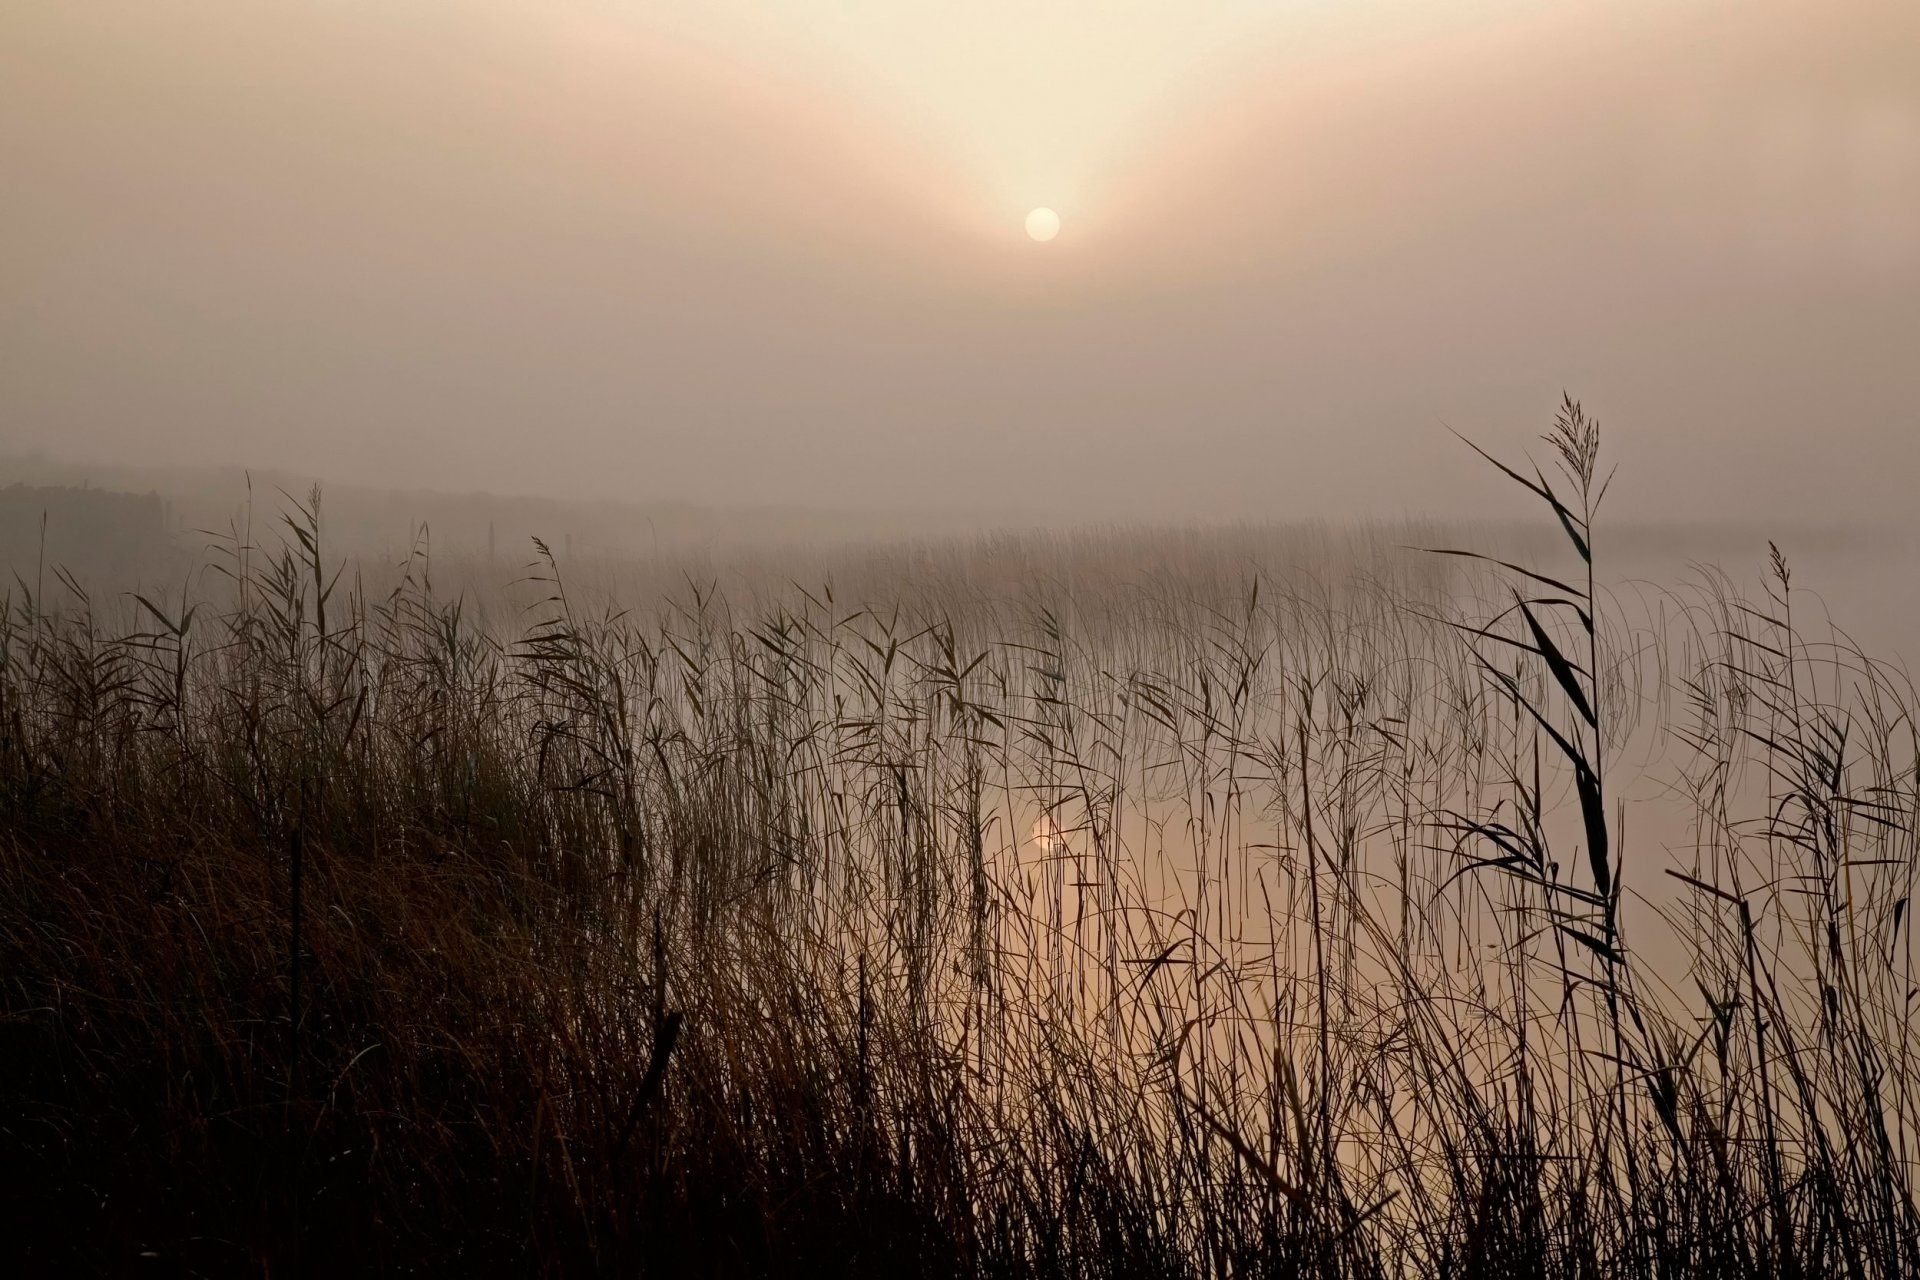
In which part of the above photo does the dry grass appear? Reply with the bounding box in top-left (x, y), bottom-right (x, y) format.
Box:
top-left (1, 402), bottom-right (1915, 1275)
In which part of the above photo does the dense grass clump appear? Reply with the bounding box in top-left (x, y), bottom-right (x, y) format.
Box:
top-left (2, 403), bottom-right (1916, 1275)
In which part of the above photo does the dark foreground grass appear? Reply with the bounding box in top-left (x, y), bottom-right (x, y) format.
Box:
top-left (2, 404), bottom-right (1916, 1275)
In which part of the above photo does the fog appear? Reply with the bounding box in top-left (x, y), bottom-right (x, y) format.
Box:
top-left (3, 0), bottom-right (1916, 525)
top-left (10, 10), bottom-right (1920, 1264)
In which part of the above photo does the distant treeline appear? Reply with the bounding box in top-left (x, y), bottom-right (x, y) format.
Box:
top-left (0, 484), bottom-right (173, 587)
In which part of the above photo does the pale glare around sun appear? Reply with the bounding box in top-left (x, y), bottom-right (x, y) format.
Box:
top-left (1026, 208), bottom-right (1061, 241)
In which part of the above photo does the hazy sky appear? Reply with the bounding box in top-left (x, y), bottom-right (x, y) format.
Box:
top-left (3, 1), bottom-right (1916, 523)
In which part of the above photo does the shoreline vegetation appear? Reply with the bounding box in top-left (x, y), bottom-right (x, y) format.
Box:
top-left (3, 402), bottom-right (1916, 1275)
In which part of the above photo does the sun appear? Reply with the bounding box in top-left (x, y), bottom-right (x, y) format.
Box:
top-left (1025, 207), bottom-right (1061, 242)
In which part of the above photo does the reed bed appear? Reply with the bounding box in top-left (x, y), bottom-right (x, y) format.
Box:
top-left (2, 401), bottom-right (1915, 1275)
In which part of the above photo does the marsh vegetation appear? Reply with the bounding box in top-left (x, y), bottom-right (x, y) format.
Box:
top-left (2, 403), bottom-right (1916, 1275)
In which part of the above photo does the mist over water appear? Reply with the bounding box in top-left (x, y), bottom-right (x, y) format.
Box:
top-left (5, 2), bottom-right (1920, 1273)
